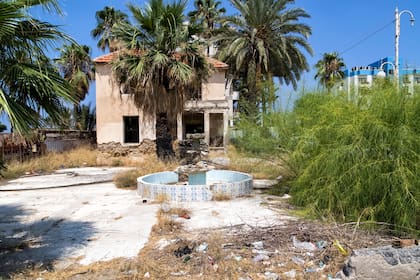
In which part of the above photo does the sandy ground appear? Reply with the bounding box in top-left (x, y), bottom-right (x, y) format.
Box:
top-left (0, 168), bottom-right (291, 276)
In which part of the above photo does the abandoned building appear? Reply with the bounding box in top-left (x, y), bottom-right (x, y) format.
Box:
top-left (94, 52), bottom-right (236, 158)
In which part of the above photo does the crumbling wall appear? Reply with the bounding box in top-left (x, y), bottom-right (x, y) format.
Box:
top-left (97, 140), bottom-right (156, 164)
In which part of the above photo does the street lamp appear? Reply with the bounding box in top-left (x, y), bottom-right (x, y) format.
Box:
top-left (395, 7), bottom-right (415, 87)
top-left (377, 61), bottom-right (396, 78)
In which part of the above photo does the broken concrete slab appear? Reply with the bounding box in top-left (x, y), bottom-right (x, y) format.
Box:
top-left (253, 179), bottom-right (279, 189)
top-left (341, 245), bottom-right (420, 280)
top-left (0, 167), bottom-right (133, 191)
top-left (0, 182), bottom-right (159, 275)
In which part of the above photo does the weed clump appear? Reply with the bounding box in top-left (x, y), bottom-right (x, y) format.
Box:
top-left (113, 169), bottom-right (141, 189)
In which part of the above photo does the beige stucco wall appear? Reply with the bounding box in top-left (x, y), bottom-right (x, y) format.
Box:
top-left (202, 70), bottom-right (226, 100)
top-left (95, 64), bottom-right (155, 144)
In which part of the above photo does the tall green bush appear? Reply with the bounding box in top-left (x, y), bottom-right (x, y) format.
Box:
top-left (289, 86), bottom-right (419, 231)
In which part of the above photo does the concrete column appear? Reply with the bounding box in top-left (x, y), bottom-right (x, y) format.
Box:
top-left (204, 112), bottom-right (210, 145)
top-left (223, 111), bottom-right (229, 147)
top-left (177, 113), bottom-right (183, 141)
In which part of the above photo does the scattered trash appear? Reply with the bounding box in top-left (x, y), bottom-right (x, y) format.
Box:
top-left (178, 213), bottom-right (191, 219)
top-left (393, 239), bottom-right (418, 248)
top-left (196, 242), bottom-right (208, 252)
top-left (170, 271), bottom-right (187, 276)
top-left (253, 254), bottom-right (270, 262)
top-left (291, 256), bottom-right (305, 266)
top-left (142, 199), bottom-right (148, 203)
top-left (342, 264), bottom-right (352, 277)
top-left (333, 240), bottom-right (348, 256)
top-left (183, 255), bottom-right (191, 263)
top-left (323, 255), bottom-right (332, 263)
top-left (327, 275), bottom-right (342, 280)
top-left (292, 236), bottom-right (316, 251)
top-left (222, 242), bottom-right (234, 248)
top-left (283, 269), bottom-right (296, 278)
top-left (174, 246), bottom-right (192, 257)
top-left (262, 261), bottom-right (271, 266)
top-left (235, 256), bottom-right (243, 262)
top-left (252, 241), bottom-right (264, 250)
top-left (319, 260), bottom-right (326, 269)
top-left (304, 268), bottom-right (317, 273)
top-left (208, 256), bottom-right (215, 265)
top-left (144, 272), bottom-right (150, 278)
top-left (316, 240), bottom-right (328, 249)
top-left (264, 271), bottom-right (280, 280)
top-left (155, 238), bottom-right (174, 250)
top-left (281, 194), bottom-right (291, 199)
top-left (161, 203), bottom-right (171, 213)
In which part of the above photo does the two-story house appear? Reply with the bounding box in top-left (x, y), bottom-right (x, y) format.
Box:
top-left (94, 52), bottom-right (235, 154)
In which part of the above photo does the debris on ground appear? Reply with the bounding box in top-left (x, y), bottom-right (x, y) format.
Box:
top-left (7, 195), bottom-right (407, 280)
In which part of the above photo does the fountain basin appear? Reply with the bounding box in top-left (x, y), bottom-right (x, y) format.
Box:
top-left (137, 170), bottom-right (253, 201)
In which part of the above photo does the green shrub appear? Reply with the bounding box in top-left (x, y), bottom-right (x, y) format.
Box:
top-left (289, 86), bottom-right (419, 232)
top-left (233, 84), bottom-right (419, 233)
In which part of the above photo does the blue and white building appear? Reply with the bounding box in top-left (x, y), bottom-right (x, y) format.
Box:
top-left (342, 57), bottom-right (420, 94)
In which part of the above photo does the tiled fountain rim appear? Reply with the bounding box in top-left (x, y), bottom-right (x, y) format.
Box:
top-left (137, 170), bottom-right (253, 202)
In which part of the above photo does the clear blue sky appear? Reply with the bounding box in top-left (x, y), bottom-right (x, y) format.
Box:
top-left (32, 0), bottom-right (420, 107)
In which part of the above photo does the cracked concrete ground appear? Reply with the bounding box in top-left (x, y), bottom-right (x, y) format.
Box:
top-left (0, 168), bottom-right (291, 276)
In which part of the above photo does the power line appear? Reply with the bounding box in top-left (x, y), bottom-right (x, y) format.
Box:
top-left (339, 20), bottom-right (395, 55)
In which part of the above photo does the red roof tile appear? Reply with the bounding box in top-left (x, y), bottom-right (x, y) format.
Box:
top-left (93, 52), bottom-right (118, 63)
top-left (94, 52), bottom-right (229, 69)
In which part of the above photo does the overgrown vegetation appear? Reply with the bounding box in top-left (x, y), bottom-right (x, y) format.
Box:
top-left (233, 84), bottom-right (420, 233)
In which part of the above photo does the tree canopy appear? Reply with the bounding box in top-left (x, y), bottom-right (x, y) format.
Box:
top-left (111, 0), bottom-right (209, 121)
top-left (0, 0), bottom-right (74, 132)
top-left (315, 52), bottom-right (346, 92)
top-left (214, 0), bottom-right (312, 114)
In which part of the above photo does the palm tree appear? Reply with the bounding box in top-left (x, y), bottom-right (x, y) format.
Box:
top-left (214, 0), bottom-right (312, 114)
top-left (315, 52), bottom-right (346, 92)
top-left (91, 6), bottom-right (129, 52)
top-left (189, 0), bottom-right (226, 30)
top-left (0, 0), bottom-right (74, 133)
top-left (188, 0), bottom-right (226, 56)
top-left (56, 44), bottom-right (94, 106)
top-left (74, 103), bottom-right (96, 131)
top-left (111, 0), bottom-right (209, 122)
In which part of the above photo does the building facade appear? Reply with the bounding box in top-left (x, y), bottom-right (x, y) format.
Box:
top-left (94, 53), bottom-right (235, 150)
top-left (343, 57), bottom-right (420, 94)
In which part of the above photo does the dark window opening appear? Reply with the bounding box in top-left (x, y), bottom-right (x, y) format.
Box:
top-left (123, 116), bottom-right (139, 143)
top-left (183, 112), bottom-right (204, 136)
top-left (210, 113), bottom-right (224, 147)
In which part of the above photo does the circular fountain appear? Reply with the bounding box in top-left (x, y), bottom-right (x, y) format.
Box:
top-left (137, 169), bottom-right (253, 202)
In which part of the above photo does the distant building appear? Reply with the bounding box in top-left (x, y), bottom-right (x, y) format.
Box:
top-left (342, 57), bottom-right (420, 94)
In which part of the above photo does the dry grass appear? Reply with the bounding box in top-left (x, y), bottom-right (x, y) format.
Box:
top-left (227, 145), bottom-right (291, 179)
top-left (113, 169), bottom-right (141, 189)
top-left (113, 156), bottom-right (178, 190)
top-left (212, 192), bottom-right (232, 201)
top-left (2, 146), bottom-right (98, 179)
top-left (152, 206), bottom-right (191, 235)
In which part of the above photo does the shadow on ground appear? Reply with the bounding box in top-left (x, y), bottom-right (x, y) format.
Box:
top-left (0, 204), bottom-right (95, 278)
